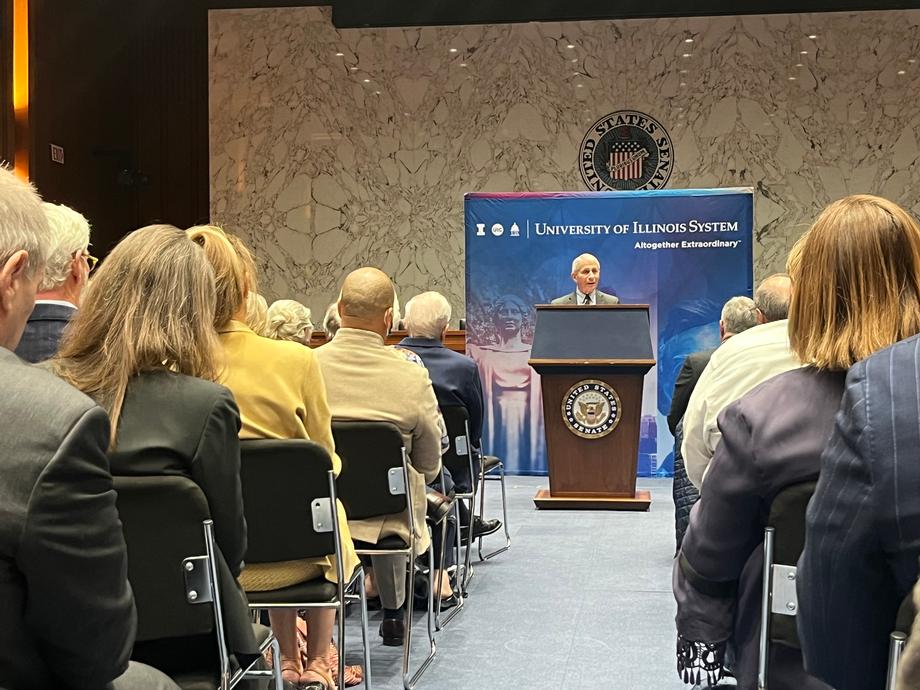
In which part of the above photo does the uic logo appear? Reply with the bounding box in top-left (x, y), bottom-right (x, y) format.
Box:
top-left (578, 110), bottom-right (673, 192)
top-left (475, 222), bottom-right (521, 237)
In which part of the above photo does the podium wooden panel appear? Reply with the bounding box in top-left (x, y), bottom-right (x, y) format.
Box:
top-left (529, 304), bottom-right (655, 511)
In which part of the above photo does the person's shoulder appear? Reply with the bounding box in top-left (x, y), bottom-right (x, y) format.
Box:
top-left (5, 354), bottom-right (96, 418)
top-left (550, 293), bottom-right (573, 304)
top-left (597, 291), bottom-right (619, 304)
top-left (686, 348), bottom-right (715, 369)
top-left (861, 332), bottom-right (920, 371)
top-left (709, 321), bottom-right (788, 362)
top-left (137, 370), bottom-right (234, 406)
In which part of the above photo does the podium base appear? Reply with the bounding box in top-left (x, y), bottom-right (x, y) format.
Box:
top-left (533, 488), bottom-right (651, 511)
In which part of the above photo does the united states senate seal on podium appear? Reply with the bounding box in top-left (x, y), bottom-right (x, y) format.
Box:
top-left (561, 380), bottom-right (622, 439)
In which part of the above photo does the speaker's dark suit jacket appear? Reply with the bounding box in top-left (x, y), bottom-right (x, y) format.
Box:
top-left (550, 290), bottom-right (619, 305)
top-left (109, 370), bottom-right (257, 666)
top-left (398, 336), bottom-right (484, 492)
top-left (0, 346), bottom-right (136, 689)
top-left (667, 348), bottom-right (716, 436)
top-left (798, 333), bottom-right (920, 690)
top-left (14, 301), bottom-right (75, 363)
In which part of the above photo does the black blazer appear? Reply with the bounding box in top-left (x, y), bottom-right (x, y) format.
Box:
top-left (0, 347), bottom-right (135, 689)
top-left (110, 371), bottom-right (257, 661)
top-left (14, 302), bottom-right (75, 363)
top-left (798, 333), bottom-right (920, 690)
top-left (667, 348), bottom-right (715, 435)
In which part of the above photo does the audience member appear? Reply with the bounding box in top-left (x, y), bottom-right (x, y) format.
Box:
top-left (267, 298), bottom-right (313, 344)
top-left (0, 169), bottom-right (176, 689)
top-left (314, 267), bottom-right (442, 647)
top-left (797, 200), bottom-right (920, 688)
top-left (322, 301), bottom-right (340, 341)
top-left (399, 291), bottom-right (501, 540)
top-left (189, 225), bottom-right (358, 690)
top-left (680, 273), bottom-right (796, 487)
top-left (244, 291), bottom-right (269, 336)
top-left (15, 202), bottom-right (92, 362)
top-left (669, 295), bottom-right (757, 552)
top-left (52, 224), bottom-right (257, 675)
top-left (675, 194), bottom-right (920, 690)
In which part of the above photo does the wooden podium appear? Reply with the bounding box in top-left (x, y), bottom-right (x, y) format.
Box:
top-left (529, 304), bottom-right (655, 511)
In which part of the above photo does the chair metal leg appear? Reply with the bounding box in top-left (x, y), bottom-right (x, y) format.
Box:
top-left (356, 570), bottom-right (373, 690)
top-left (887, 631), bottom-right (908, 690)
top-left (758, 527), bottom-right (775, 690)
top-left (478, 465), bottom-right (511, 562)
top-left (460, 496), bottom-right (475, 591)
top-left (337, 602), bottom-right (346, 690)
top-left (436, 504), bottom-right (465, 629)
top-left (404, 546), bottom-right (437, 690)
top-left (270, 637), bottom-right (283, 690)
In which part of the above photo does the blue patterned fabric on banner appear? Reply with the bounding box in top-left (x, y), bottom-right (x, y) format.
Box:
top-left (465, 188), bottom-right (754, 477)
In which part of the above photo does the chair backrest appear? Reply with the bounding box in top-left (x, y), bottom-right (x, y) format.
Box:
top-left (439, 404), bottom-right (475, 483)
top-left (332, 420), bottom-right (408, 521)
top-left (239, 439), bottom-right (335, 564)
top-left (765, 480), bottom-right (818, 648)
top-left (114, 475), bottom-right (215, 642)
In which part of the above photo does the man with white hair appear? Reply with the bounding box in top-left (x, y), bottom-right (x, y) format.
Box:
top-left (399, 291), bottom-right (501, 539)
top-left (15, 202), bottom-right (92, 362)
top-left (0, 169), bottom-right (176, 689)
top-left (551, 253), bottom-right (619, 305)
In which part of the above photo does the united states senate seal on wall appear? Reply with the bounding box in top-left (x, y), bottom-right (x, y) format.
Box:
top-left (561, 380), bottom-right (622, 439)
top-left (578, 110), bottom-right (673, 191)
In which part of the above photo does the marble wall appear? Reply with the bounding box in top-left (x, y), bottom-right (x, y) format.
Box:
top-left (209, 7), bottom-right (920, 319)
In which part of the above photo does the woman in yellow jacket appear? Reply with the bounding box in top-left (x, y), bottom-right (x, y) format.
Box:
top-left (190, 226), bottom-right (358, 690)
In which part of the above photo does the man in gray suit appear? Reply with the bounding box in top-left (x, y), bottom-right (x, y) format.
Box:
top-left (551, 253), bottom-right (620, 305)
top-left (0, 169), bottom-right (176, 689)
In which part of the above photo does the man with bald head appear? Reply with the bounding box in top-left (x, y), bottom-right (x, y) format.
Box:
top-left (314, 267), bottom-right (442, 647)
top-left (551, 253), bottom-right (619, 305)
top-left (681, 273), bottom-right (800, 487)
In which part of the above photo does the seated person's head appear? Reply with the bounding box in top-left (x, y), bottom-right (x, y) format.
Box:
top-left (338, 267), bottom-right (395, 337)
top-left (244, 292), bottom-right (268, 335)
top-left (788, 194), bottom-right (920, 370)
top-left (753, 273), bottom-right (792, 323)
top-left (719, 295), bottom-right (757, 341)
top-left (266, 299), bottom-right (313, 344)
top-left (0, 169), bottom-right (51, 350)
top-left (323, 301), bottom-right (340, 341)
top-left (54, 224), bottom-right (220, 445)
top-left (405, 291), bottom-right (452, 341)
top-left (186, 225), bottom-right (253, 328)
top-left (38, 203), bottom-right (92, 306)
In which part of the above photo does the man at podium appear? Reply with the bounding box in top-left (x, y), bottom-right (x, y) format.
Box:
top-left (550, 253), bottom-right (619, 305)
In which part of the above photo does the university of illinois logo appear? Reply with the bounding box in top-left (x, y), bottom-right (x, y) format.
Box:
top-left (561, 380), bottom-right (621, 439)
top-left (578, 110), bottom-right (673, 191)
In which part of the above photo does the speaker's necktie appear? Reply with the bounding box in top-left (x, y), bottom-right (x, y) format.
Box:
top-left (583, 294), bottom-right (591, 305)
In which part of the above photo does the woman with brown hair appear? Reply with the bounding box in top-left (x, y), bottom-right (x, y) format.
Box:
top-left (673, 194), bottom-right (920, 690)
top-left (188, 225), bottom-right (358, 690)
top-left (51, 224), bottom-right (257, 671)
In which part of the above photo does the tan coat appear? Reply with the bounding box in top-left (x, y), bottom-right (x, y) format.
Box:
top-left (314, 328), bottom-right (442, 553)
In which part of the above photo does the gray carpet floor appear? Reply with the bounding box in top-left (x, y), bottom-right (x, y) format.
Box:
top-left (340, 476), bottom-right (690, 690)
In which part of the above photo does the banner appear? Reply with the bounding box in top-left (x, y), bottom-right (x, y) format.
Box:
top-left (464, 188), bottom-right (754, 477)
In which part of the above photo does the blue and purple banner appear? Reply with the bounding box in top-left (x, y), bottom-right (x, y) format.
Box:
top-left (464, 188), bottom-right (754, 477)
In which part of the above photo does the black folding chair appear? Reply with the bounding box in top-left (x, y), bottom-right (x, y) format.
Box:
top-left (758, 480), bottom-right (817, 690)
top-left (114, 476), bottom-right (281, 690)
top-left (439, 404), bottom-right (478, 596)
top-left (239, 439), bottom-right (372, 690)
top-left (332, 420), bottom-right (437, 690)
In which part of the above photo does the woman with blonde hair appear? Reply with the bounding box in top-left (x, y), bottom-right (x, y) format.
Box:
top-left (244, 292), bottom-right (269, 336)
top-left (51, 224), bottom-right (257, 671)
top-left (187, 225), bottom-right (358, 690)
top-left (266, 299), bottom-right (314, 344)
top-left (674, 195), bottom-right (920, 690)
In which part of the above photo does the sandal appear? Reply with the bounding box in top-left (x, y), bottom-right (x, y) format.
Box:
top-left (324, 642), bottom-right (364, 687)
top-left (300, 661), bottom-right (336, 690)
top-left (280, 658), bottom-right (302, 685)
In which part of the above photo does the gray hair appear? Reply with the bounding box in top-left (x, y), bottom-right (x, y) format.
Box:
top-left (755, 273), bottom-right (792, 322)
top-left (0, 168), bottom-right (51, 277)
top-left (571, 253), bottom-right (600, 275)
top-left (323, 301), bottom-right (341, 341)
top-left (38, 202), bottom-right (91, 291)
top-left (720, 296), bottom-right (758, 336)
top-left (405, 291), bottom-right (452, 339)
top-left (266, 299), bottom-right (313, 343)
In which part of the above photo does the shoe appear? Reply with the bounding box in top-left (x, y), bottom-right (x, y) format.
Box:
top-left (379, 618), bottom-right (405, 647)
top-left (439, 593), bottom-right (460, 609)
top-left (462, 517), bottom-right (502, 544)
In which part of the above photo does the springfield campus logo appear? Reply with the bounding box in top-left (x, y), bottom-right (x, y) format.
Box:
top-left (579, 110), bottom-right (673, 191)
